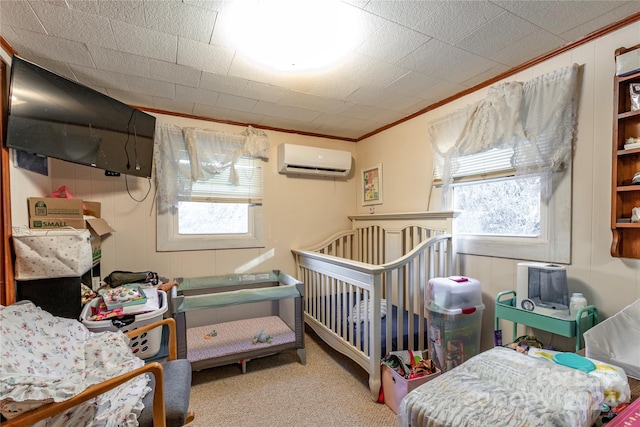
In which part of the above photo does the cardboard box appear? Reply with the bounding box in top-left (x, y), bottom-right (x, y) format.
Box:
top-left (381, 364), bottom-right (441, 413)
top-left (28, 197), bottom-right (84, 229)
top-left (27, 197), bottom-right (114, 264)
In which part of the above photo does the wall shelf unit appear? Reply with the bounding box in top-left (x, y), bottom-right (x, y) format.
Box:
top-left (611, 44), bottom-right (640, 258)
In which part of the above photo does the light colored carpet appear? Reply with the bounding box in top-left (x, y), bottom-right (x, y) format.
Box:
top-left (186, 328), bottom-right (398, 427)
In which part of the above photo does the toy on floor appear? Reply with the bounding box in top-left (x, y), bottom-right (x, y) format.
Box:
top-left (253, 330), bottom-right (272, 344)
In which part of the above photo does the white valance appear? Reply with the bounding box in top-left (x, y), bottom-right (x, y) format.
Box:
top-left (154, 123), bottom-right (270, 211)
top-left (430, 63), bottom-right (581, 203)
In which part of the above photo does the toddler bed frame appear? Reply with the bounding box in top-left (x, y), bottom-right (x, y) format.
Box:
top-left (292, 211), bottom-right (457, 400)
top-left (170, 270), bottom-right (305, 373)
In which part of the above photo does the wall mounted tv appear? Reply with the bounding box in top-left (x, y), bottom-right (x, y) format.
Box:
top-left (5, 55), bottom-right (156, 178)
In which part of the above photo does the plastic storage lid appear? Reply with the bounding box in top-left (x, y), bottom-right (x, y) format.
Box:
top-left (426, 276), bottom-right (483, 311)
top-left (553, 352), bottom-right (596, 373)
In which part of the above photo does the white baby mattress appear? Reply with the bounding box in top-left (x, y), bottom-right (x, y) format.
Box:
top-left (186, 315), bottom-right (295, 364)
top-left (397, 347), bottom-right (603, 427)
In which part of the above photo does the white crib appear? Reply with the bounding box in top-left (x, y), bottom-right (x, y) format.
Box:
top-left (292, 211), bottom-right (458, 400)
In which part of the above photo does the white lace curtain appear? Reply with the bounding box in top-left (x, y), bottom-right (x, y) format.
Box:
top-left (154, 123), bottom-right (270, 211)
top-left (430, 63), bottom-right (581, 203)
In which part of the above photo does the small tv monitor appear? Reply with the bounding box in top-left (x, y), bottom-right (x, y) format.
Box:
top-left (5, 55), bottom-right (156, 178)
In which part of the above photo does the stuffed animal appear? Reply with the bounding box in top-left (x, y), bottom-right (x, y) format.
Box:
top-left (253, 330), bottom-right (272, 344)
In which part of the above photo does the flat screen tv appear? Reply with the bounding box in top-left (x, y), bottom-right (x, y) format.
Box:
top-left (5, 55), bottom-right (156, 178)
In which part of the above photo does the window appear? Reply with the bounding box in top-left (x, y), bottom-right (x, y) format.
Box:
top-left (154, 123), bottom-right (269, 251)
top-left (157, 156), bottom-right (265, 251)
top-left (429, 65), bottom-right (580, 263)
top-left (435, 149), bottom-right (571, 264)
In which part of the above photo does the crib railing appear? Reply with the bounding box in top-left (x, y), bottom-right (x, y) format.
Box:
top-left (292, 211), bottom-right (457, 400)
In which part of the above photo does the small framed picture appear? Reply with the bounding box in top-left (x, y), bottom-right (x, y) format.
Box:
top-left (362, 163), bottom-right (382, 206)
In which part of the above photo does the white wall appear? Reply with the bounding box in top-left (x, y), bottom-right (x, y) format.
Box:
top-left (357, 23), bottom-right (640, 351)
top-left (9, 114), bottom-right (357, 281)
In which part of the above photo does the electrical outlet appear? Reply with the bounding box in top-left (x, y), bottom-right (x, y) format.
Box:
top-left (105, 170), bottom-right (120, 177)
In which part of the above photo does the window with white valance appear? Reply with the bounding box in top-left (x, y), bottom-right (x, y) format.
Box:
top-left (153, 123), bottom-right (270, 251)
top-left (429, 64), bottom-right (582, 263)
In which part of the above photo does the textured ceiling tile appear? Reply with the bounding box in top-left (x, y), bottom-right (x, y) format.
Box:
top-left (491, 30), bottom-right (565, 68)
top-left (98, 0), bottom-right (145, 26)
top-left (111, 20), bottom-right (177, 62)
top-left (0, 1), bottom-right (46, 34)
top-left (337, 116), bottom-right (379, 132)
top-left (414, 1), bottom-right (504, 44)
top-left (352, 56), bottom-right (413, 88)
top-left (456, 11), bottom-right (540, 58)
top-left (258, 115), bottom-right (323, 133)
top-left (193, 104), bottom-right (265, 125)
top-left (311, 113), bottom-right (350, 127)
top-left (346, 86), bottom-right (423, 112)
top-left (176, 84), bottom-right (220, 107)
top-left (67, 0), bottom-right (100, 15)
top-left (364, 0), bottom-right (445, 29)
top-left (242, 81), bottom-right (290, 104)
top-left (493, 1), bottom-right (621, 35)
top-left (461, 64), bottom-right (510, 88)
top-left (184, 0), bottom-right (227, 12)
top-left (384, 71), bottom-right (442, 98)
top-left (29, 1), bottom-right (117, 49)
top-left (356, 20), bottom-right (431, 63)
top-left (149, 59), bottom-right (202, 88)
top-left (278, 91), bottom-right (355, 115)
top-left (200, 71), bottom-right (249, 95)
top-left (12, 29), bottom-right (95, 66)
top-left (105, 87), bottom-right (154, 107)
top-left (177, 37), bottom-right (234, 74)
top-left (560, 2), bottom-right (640, 42)
top-left (88, 46), bottom-right (151, 78)
top-left (398, 39), bottom-right (498, 84)
top-left (70, 64), bottom-right (131, 90)
top-left (25, 55), bottom-right (77, 80)
top-left (251, 101), bottom-right (322, 122)
top-left (215, 93), bottom-right (258, 112)
top-left (341, 104), bottom-right (405, 124)
top-left (144, 1), bottom-right (216, 43)
top-left (153, 96), bottom-right (195, 115)
top-left (126, 75), bottom-right (175, 98)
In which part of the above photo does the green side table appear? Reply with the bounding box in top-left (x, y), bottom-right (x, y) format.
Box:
top-left (495, 290), bottom-right (598, 352)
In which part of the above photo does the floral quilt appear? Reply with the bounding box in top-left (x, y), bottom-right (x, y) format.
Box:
top-left (0, 301), bottom-right (150, 426)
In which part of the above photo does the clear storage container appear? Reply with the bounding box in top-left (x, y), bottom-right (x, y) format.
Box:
top-left (426, 277), bottom-right (484, 372)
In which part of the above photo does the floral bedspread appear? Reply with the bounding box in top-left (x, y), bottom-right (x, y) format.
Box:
top-left (0, 301), bottom-right (150, 426)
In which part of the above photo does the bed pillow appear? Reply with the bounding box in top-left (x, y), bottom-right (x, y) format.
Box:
top-left (348, 298), bottom-right (387, 323)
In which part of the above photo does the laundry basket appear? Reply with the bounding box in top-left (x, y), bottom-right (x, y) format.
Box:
top-left (81, 289), bottom-right (168, 359)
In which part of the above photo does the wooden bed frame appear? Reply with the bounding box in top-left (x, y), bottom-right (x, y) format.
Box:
top-left (292, 211), bottom-right (458, 400)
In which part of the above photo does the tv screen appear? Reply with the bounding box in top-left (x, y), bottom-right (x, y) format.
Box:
top-left (5, 55), bottom-right (155, 178)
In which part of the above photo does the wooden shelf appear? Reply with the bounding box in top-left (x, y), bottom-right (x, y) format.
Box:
top-left (611, 44), bottom-right (640, 258)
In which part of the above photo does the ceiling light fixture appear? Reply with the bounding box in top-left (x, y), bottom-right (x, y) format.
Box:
top-left (226, 0), bottom-right (361, 72)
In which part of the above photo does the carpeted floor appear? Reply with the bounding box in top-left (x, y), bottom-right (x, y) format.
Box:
top-left (186, 327), bottom-right (398, 427)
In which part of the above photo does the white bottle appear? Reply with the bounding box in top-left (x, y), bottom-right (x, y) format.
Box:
top-left (569, 293), bottom-right (588, 317)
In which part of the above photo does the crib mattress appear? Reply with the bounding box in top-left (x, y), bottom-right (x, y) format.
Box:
top-left (186, 315), bottom-right (296, 366)
top-left (397, 347), bottom-right (603, 427)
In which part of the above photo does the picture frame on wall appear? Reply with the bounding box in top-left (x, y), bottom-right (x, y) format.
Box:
top-left (362, 164), bottom-right (382, 206)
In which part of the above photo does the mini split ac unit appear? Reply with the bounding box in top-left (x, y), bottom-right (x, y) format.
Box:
top-left (278, 144), bottom-right (351, 177)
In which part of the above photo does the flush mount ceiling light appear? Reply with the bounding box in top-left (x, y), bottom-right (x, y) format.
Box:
top-left (226, 0), bottom-right (361, 72)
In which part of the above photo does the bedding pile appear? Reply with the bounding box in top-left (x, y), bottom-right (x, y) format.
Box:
top-left (0, 301), bottom-right (150, 426)
top-left (397, 346), bottom-right (604, 427)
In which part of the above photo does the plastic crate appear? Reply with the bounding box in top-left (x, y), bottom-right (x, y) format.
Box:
top-left (80, 289), bottom-right (167, 359)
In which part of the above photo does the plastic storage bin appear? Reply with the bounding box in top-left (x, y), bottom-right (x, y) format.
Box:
top-left (81, 289), bottom-right (168, 359)
top-left (426, 276), bottom-right (484, 372)
top-left (381, 364), bottom-right (441, 413)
